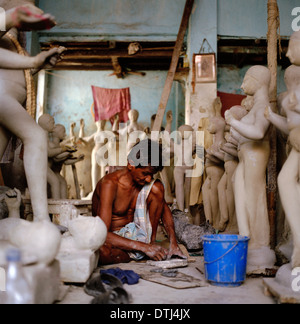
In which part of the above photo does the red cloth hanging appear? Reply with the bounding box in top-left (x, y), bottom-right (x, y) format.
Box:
top-left (91, 86), bottom-right (131, 124)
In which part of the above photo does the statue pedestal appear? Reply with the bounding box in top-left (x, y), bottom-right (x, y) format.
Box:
top-left (23, 199), bottom-right (92, 227)
top-left (246, 247), bottom-right (277, 275)
top-left (263, 263), bottom-right (300, 304)
top-left (56, 250), bottom-right (99, 284)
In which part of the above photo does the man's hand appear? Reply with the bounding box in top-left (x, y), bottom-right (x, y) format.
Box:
top-left (9, 4), bottom-right (56, 31)
top-left (144, 244), bottom-right (168, 261)
top-left (167, 244), bottom-right (187, 260)
top-left (33, 46), bottom-right (65, 70)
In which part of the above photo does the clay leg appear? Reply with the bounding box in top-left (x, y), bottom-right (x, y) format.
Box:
top-left (202, 176), bottom-right (212, 224)
top-left (278, 149), bottom-right (300, 268)
top-left (218, 173), bottom-right (228, 232)
top-left (0, 126), bottom-right (11, 159)
top-left (174, 166), bottom-right (185, 211)
top-left (234, 161), bottom-right (249, 237)
top-left (47, 167), bottom-right (61, 199)
top-left (210, 167), bottom-right (224, 228)
top-left (184, 170), bottom-right (192, 210)
top-left (91, 148), bottom-right (101, 191)
top-left (56, 172), bottom-right (68, 199)
top-left (0, 97), bottom-right (49, 221)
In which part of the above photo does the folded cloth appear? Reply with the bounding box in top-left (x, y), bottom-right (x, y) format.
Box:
top-left (100, 268), bottom-right (140, 285)
top-left (91, 86), bottom-right (131, 124)
top-left (114, 180), bottom-right (157, 261)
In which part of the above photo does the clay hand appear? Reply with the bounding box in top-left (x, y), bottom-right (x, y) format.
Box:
top-left (5, 188), bottom-right (22, 211)
top-left (167, 245), bottom-right (187, 260)
top-left (145, 244), bottom-right (168, 261)
top-left (10, 4), bottom-right (56, 31)
top-left (264, 106), bottom-right (272, 119)
top-left (225, 111), bottom-right (234, 125)
top-left (80, 119), bottom-right (85, 129)
top-left (34, 46), bottom-right (66, 70)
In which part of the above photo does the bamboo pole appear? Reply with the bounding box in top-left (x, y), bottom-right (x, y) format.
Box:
top-left (267, 0), bottom-right (280, 249)
top-left (152, 0), bottom-right (195, 136)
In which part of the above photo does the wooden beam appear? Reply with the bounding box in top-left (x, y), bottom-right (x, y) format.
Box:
top-left (152, 0), bottom-right (195, 135)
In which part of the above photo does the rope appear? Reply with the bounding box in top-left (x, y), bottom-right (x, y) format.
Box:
top-left (6, 32), bottom-right (36, 119)
top-left (267, 2), bottom-right (282, 59)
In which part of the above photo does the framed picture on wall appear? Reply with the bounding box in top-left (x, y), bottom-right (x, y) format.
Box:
top-left (193, 53), bottom-right (216, 84)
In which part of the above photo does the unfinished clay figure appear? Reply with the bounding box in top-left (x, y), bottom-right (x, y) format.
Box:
top-left (202, 117), bottom-right (225, 229)
top-left (0, 1), bottom-right (64, 221)
top-left (127, 109), bottom-right (143, 134)
top-left (173, 125), bottom-right (195, 212)
top-left (218, 106), bottom-right (248, 233)
top-left (38, 115), bottom-right (68, 199)
top-left (79, 119), bottom-right (107, 198)
top-left (225, 66), bottom-right (276, 272)
top-left (265, 31), bottom-right (300, 269)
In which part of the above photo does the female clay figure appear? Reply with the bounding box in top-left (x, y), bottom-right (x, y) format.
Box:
top-left (202, 117), bottom-right (225, 229)
top-left (38, 115), bottom-right (69, 199)
top-left (225, 66), bottom-right (276, 271)
top-left (265, 31), bottom-right (300, 269)
top-left (173, 125), bottom-right (195, 212)
top-left (218, 106), bottom-right (248, 233)
top-left (79, 119), bottom-right (107, 196)
top-left (0, 1), bottom-right (64, 221)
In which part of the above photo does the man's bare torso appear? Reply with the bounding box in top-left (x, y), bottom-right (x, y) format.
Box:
top-left (92, 169), bottom-right (144, 232)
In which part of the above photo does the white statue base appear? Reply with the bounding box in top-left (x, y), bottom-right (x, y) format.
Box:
top-left (247, 247), bottom-right (277, 275)
top-left (56, 250), bottom-right (99, 283)
top-left (263, 263), bottom-right (300, 304)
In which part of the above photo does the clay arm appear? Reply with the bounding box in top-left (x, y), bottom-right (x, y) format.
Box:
top-left (264, 106), bottom-right (289, 136)
top-left (96, 180), bottom-right (168, 261)
top-left (31, 47), bottom-right (65, 75)
top-left (220, 143), bottom-right (238, 158)
top-left (207, 147), bottom-right (225, 162)
top-left (226, 111), bottom-right (269, 141)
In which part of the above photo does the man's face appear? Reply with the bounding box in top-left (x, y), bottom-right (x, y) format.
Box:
top-left (128, 164), bottom-right (156, 186)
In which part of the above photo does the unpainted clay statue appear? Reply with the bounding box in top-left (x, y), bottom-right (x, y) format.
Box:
top-left (127, 109), bottom-right (143, 134)
top-left (0, 0), bottom-right (64, 221)
top-left (38, 115), bottom-right (69, 199)
top-left (218, 106), bottom-right (248, 233)
top-left (266, 31), bottom-right (300, 269)
top-left (225, 65), bottom-right (276, 272)
top-left (202, 117), bottom-right (225, 229)
top-left (79, 119), bottom-right (107, 198)
top-left (173, 125), bottom-right (195, 212)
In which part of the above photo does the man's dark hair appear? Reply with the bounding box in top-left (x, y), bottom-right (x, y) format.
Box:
top-left (128, 139), bottom-right (164, 173)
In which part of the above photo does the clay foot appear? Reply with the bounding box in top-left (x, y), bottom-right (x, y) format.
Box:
top-left (13, 5), bottom-right (56, 31)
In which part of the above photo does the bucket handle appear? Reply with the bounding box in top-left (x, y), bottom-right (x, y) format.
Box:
top-left (204, 241), bottom-right (239, 265)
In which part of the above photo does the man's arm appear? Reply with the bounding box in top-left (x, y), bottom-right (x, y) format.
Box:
top-left (162, 202), bottom-right (187, 260)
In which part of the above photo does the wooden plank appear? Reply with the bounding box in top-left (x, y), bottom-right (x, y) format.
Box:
top-left (152, 0), bottom-right (195, 136)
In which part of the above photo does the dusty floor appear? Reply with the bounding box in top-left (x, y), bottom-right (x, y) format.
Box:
top-left (57, 256), bottom-right (276, 305)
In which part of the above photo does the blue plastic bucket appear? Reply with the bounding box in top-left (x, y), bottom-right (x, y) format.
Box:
top-left (202, 234), bottom-right (250, 287)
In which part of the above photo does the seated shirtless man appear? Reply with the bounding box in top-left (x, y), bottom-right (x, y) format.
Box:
top-left (92, 139), bottom-right (185, 265)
